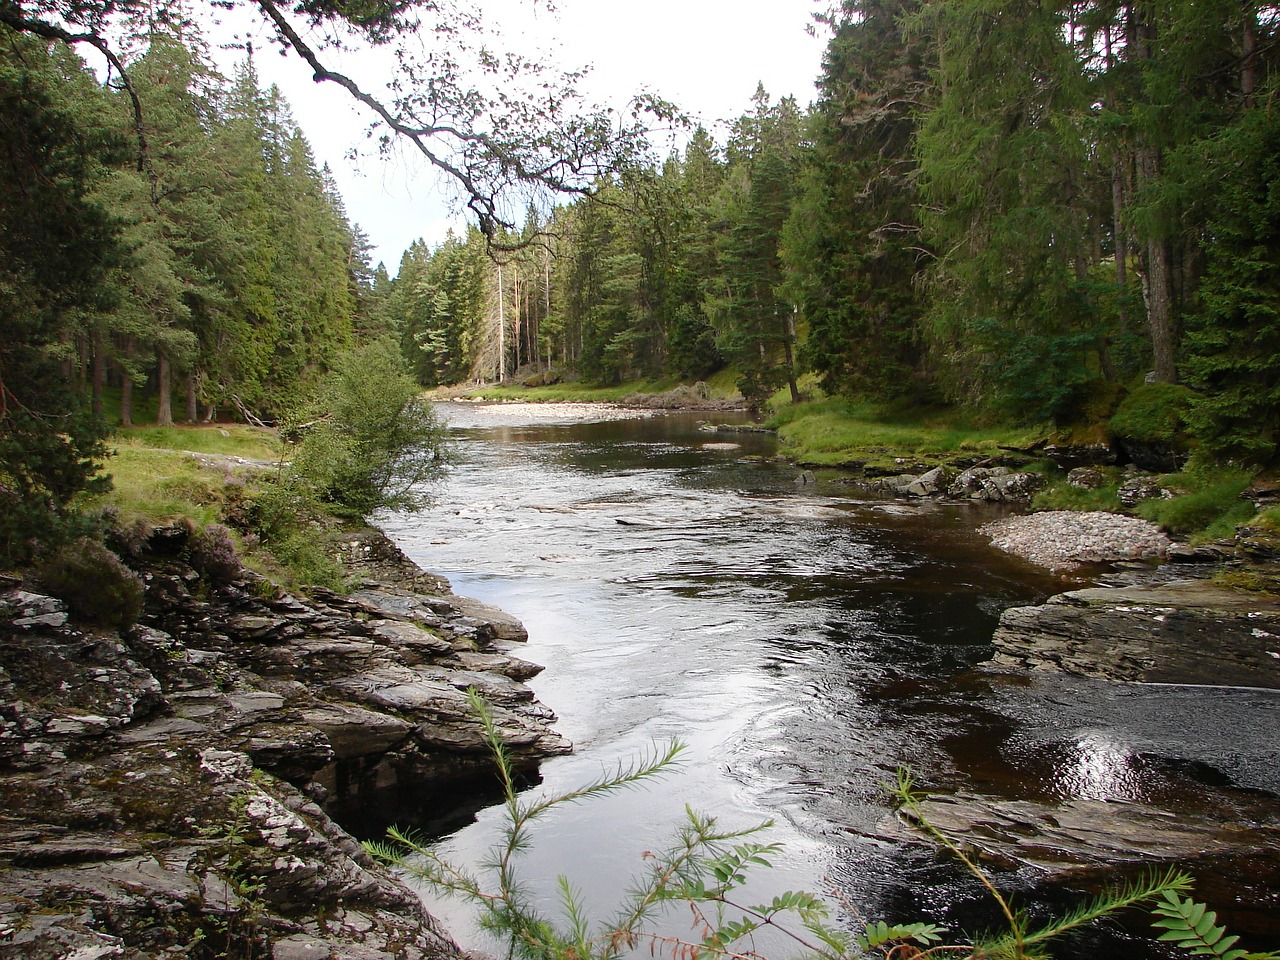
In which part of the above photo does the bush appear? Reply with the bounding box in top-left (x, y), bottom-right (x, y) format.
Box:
top-left (35, 537), bottom-right (144, 628)
top-left (188, 523), bottom-right (242, 585)
top-left (232, 478), bottom-right (347, 591)
top-left (287, 339), bottom-right (447, 518)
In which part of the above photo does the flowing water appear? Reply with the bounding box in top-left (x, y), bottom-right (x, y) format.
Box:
top-left (377, 402), bottom-right (1280, 959)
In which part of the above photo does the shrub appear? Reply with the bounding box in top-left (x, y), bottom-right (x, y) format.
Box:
top-left (232, 479), bottom-right (347, 591)
top-left (1109, 382), bottom-right (1195, 445)
top-left (35, 537), bottom-right (144, 628)
top-left (189, 523), bottom-right (242, 585)
top-left (286, 339), bottom-right (447, 518)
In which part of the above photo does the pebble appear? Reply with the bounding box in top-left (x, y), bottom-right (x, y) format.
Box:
top-left (981, 511), bottom-right (1172, 570)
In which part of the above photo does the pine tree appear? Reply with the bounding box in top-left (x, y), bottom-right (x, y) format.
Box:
top-left (0, 34), bottom-right (123, 559)
top-left (783, 0), bottom-right (929, 401)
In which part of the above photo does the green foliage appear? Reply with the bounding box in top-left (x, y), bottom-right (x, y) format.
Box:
top-left (1133, 464), bottom-right (1255, 541)
top-left (1181, 102), bottom-right (1280, 465)
top-left (1110, 383), bottom-right (1195, 446)
top-left (235, 475), bottom-right (347, 591)
top-left (1150, 891), bottom-right (1280, 960)
top-left (286, 339), bottom-right (447, 518)
top-left (0, 35), bottom-right (122, 563)
top-left (783, 0), bottom-right (928, 402)
top-left (34, 537), bottom-right (144, 627)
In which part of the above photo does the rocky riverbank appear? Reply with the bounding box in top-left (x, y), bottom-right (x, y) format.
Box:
top-left (878, 573), bottom-right (1280, 939)
top-left (0, 524), bottom-right (565, 959)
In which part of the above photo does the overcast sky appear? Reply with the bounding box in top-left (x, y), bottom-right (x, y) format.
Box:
top-left (218, 0), bottom-right (829, 269)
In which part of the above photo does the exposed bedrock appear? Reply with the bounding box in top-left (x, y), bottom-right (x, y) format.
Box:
top-left (0, 525), bottom-right (566, 958)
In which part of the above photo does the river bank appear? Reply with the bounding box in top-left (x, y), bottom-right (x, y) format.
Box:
top-left (0, 523), bottom-right (561, 958)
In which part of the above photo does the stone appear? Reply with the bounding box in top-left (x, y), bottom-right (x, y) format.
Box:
top-left (904, 466), bottom-right (953, 497)
top-left (982, 511), bottom-right (1171, 570)
top-left (1066, 466), bottom-right (1105, 489)
top-left (1042, 442), bottom-right (1119, 469)
top-left (988, 580), bottom-right (1280, 686)
top-left (0, 523), bottom-right (565, 959)
top-left (1117, 473), bottom-right (1173, 508)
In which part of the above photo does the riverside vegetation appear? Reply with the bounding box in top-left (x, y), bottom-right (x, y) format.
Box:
top-left (4, 0), bottom-right (1280, 955)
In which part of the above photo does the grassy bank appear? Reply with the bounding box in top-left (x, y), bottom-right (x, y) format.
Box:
top-left (79, 423), bottom-right (353, 591)
top-left (765, 394), bottom-right (1279, 563)
top-left (767, 396), bottom-right (1042, 471)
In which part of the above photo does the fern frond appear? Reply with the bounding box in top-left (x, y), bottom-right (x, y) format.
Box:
top-left (1150, 890), bottom-right (1280, 960)
top-left (518, 736), bottom-right (689, 823)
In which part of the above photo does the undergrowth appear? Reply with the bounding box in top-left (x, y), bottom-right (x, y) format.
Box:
top-left (1134, 462), bottom-right (1256, 542)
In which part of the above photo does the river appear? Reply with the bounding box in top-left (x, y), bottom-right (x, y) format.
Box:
top-left (377, 402), bottom-right (1280, 960)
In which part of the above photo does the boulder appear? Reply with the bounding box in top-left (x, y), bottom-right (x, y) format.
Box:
top-left (904, 466), bottom-right (953, 497)
top-left (948, 466), bottom-right (1044, 503)
top-left (1066, 466), bottom-right (1105, 489)
top-left (1117, 473), bottom-right (1173, 508)
top-left (1042, 441), bottom-right (1119, 469)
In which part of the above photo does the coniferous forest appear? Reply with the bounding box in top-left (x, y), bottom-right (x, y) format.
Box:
top-left (3, 0), bottom-right (1280, 561)
top-left (390, 2), bottom-right (1280, 463)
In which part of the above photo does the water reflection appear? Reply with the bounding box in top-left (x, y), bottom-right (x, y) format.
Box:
top-left (378, 403), bottom-right (1280, 958)
top-left (1051, 732), bottom-right (1146, 802)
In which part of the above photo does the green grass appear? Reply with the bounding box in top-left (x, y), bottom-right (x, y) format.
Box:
top-left (1134, 462), bottom-right (1257, 542)
top-left (1032, 480), bottom-right (1124, 513)
top-left (112, 424), bottom-right (282, 460)
top-left (766, 396), bottom-right (1040, 470)
top-left (82, 445), bottom-right (250, 528)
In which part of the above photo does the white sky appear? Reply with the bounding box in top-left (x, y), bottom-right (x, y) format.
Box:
top-left (218, 0), bottom-right (829, 269)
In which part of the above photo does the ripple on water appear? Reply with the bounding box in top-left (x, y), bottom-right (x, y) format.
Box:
top-left (379, 407), bottom-right (1280, 959)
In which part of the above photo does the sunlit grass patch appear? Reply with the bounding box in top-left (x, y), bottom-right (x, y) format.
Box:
top-left (767, 397), bottom-right (1040, 469)
top-left (115, 424), bottom-right (281, 460)
top-left (83, 446), bottom-right (237, 528)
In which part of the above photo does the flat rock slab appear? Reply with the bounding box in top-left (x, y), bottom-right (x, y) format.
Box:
top-left (990, 580), bottom-right (1280, 687)
top-left (982, 511), bottom-right (1172, 569)
top-left (884, 791), bottom-right (1280, 877)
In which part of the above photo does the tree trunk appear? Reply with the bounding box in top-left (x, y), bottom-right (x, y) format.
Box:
top-left (156, 352), bottom-right (174, 426)
top-left (1242, 7), bottom-right (1257, 106)
top-left (1111, 156), bottom-right (1129, 333)
top-left (497, 262), bottom-right (506, 382)
top-left (186, 373), bottom-right (198, 423)
top-left (1129, 4), bottom-right (1178, 383)
top-left (1135, 142), bottom-right (1178, 383)
top-left (784, 309), bottom-right (801, 404)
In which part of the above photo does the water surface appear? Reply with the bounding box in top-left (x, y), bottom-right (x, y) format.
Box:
top-left (379, 403), bottom-right (1279, 958)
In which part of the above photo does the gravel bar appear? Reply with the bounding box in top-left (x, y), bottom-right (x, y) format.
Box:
top-left (981, 510), bottom-right (1172, 570)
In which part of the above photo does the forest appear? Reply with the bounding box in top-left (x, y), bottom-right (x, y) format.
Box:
top-left (388, 1), bottom-right (1280, 464)
top-left (2, 0), bottom-right (1279, 560)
